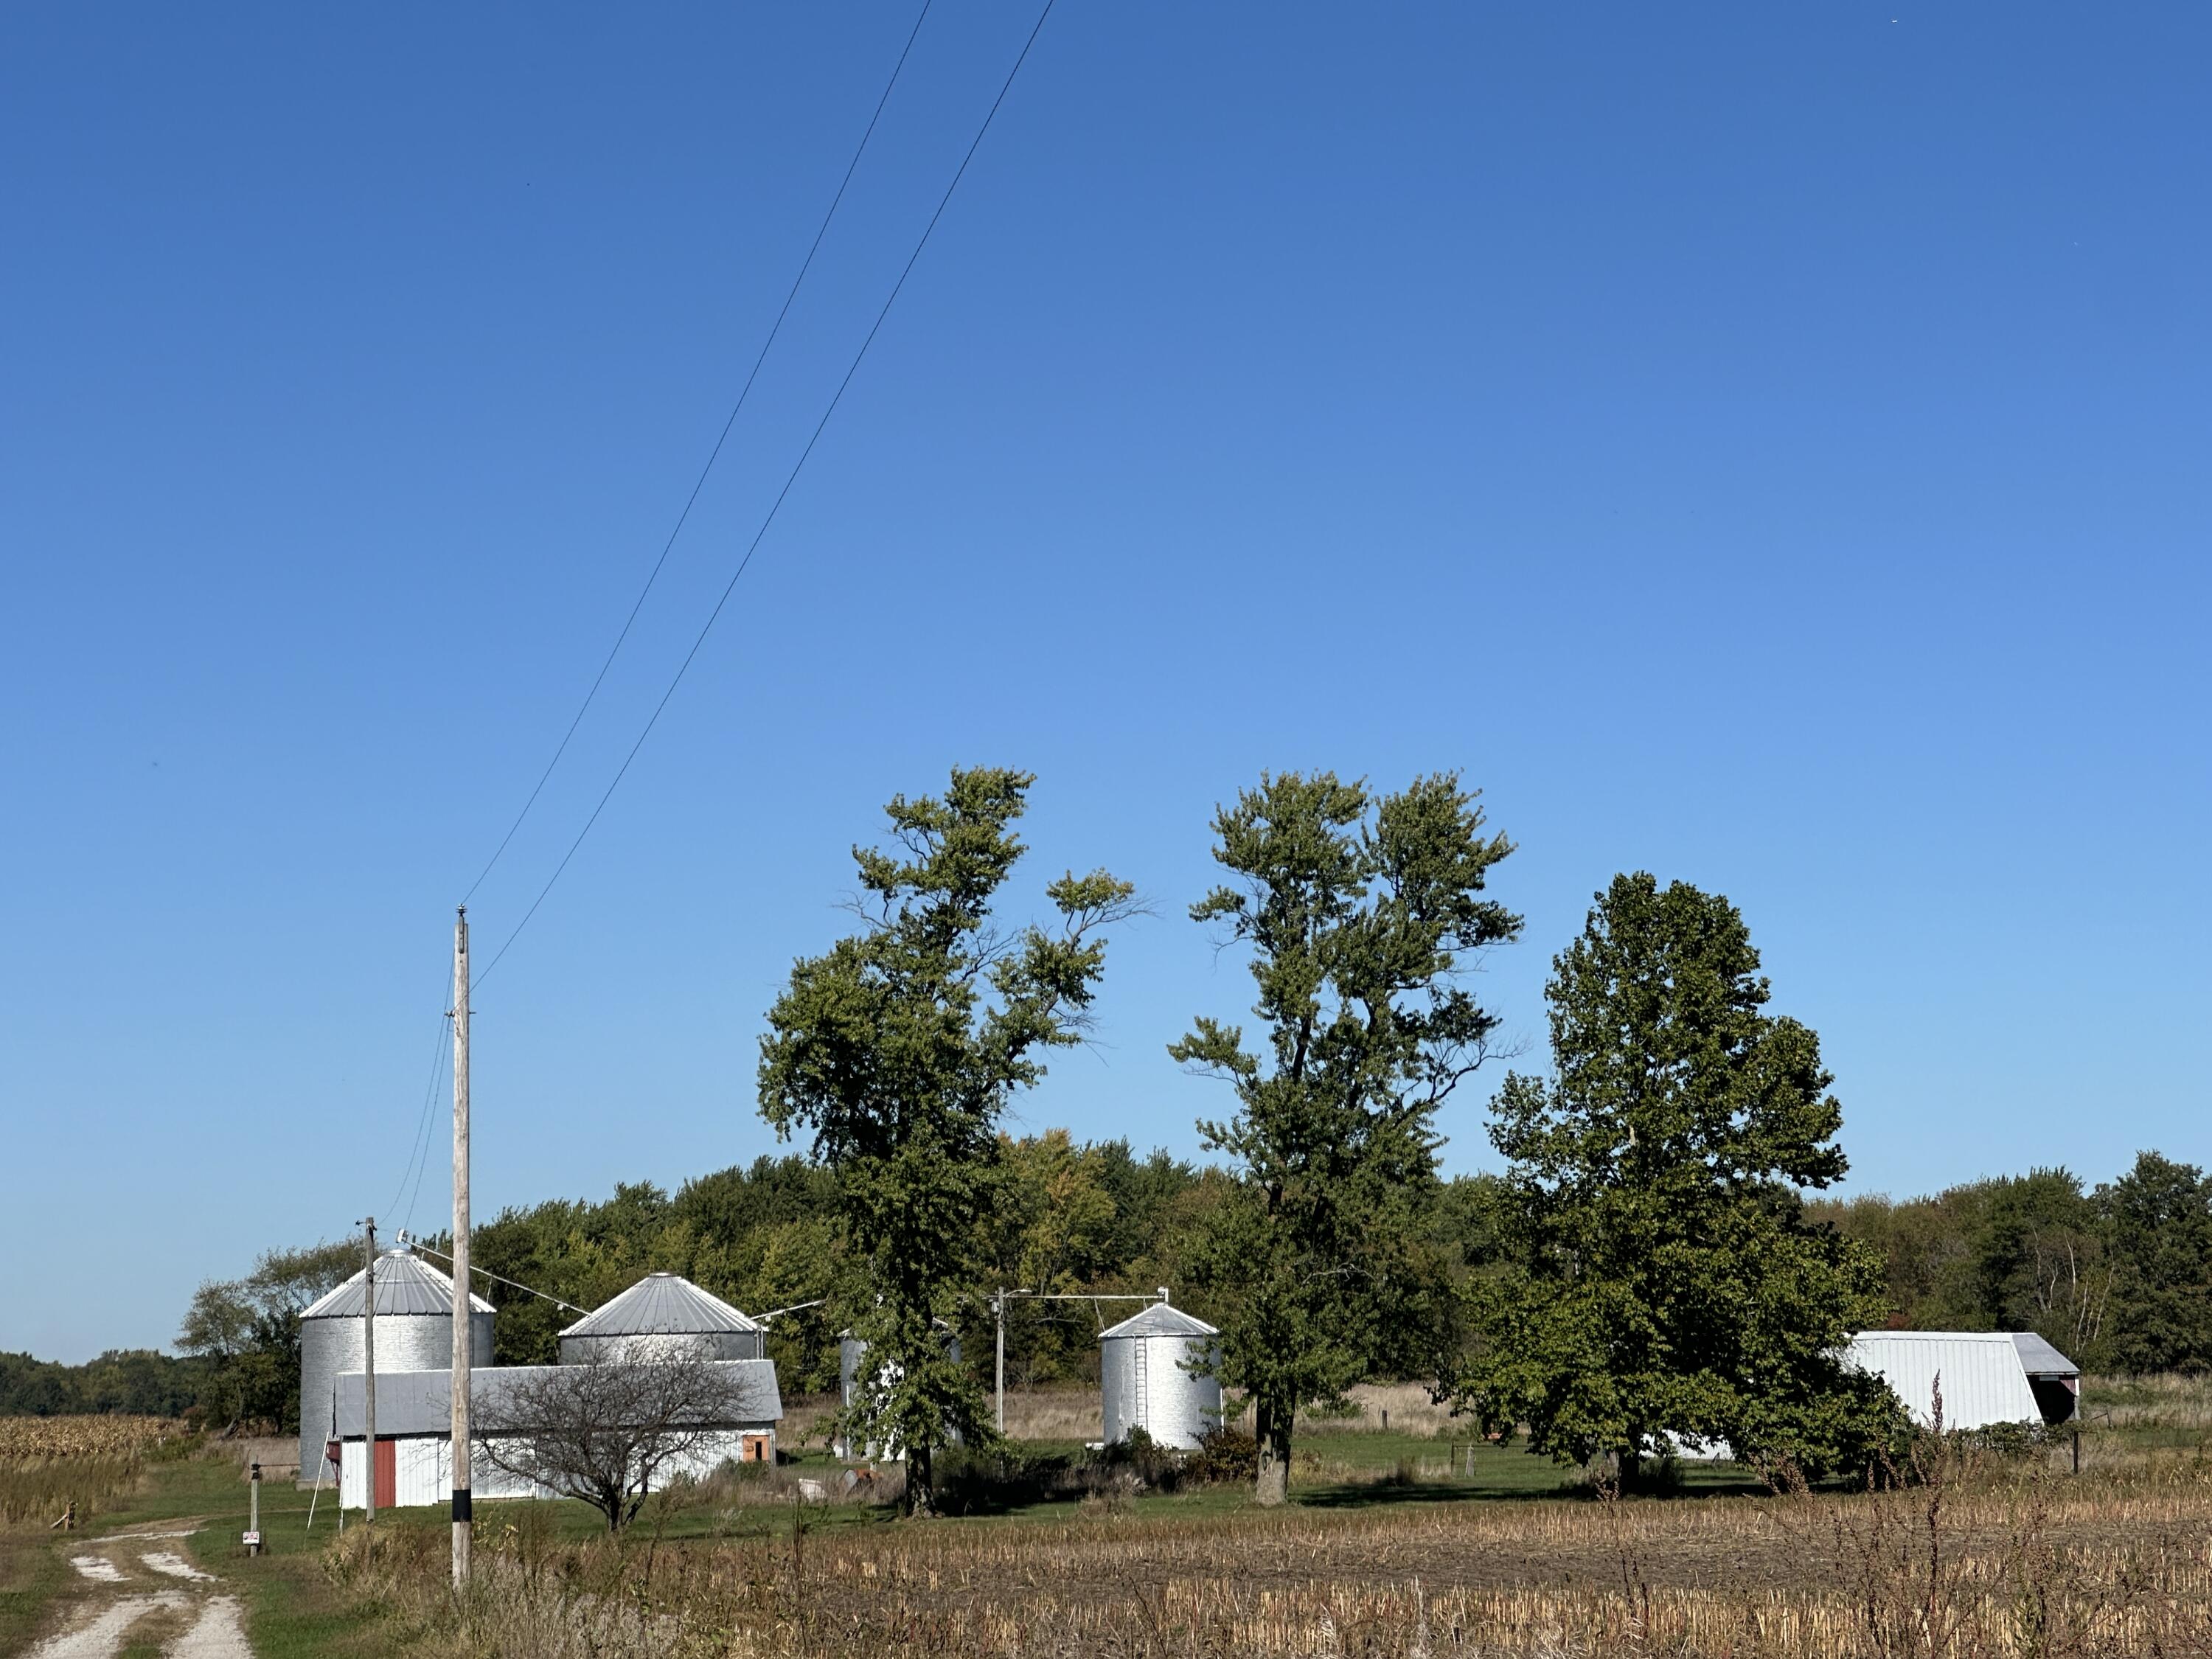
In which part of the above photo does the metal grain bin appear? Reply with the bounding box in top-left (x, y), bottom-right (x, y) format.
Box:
top-left (297, 1251), bottom-right (493, 1482)
top-left (1100, 1300), bottom-right (1221, 1451)
top-left (559, 1273), bottom-right (765, 1364)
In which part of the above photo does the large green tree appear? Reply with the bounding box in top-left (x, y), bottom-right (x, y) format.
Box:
top-left (1460, 873), bottom-right (1897, 1479)
top-left (178, 1239), bottom-right (359, 1433)
top-left (758, 768), bottom-right (1136, 1513)
top-left (2101, 1152), bottom-right (2212, 1372)
top-left (1172, 771), bottom-right (1518, 1503)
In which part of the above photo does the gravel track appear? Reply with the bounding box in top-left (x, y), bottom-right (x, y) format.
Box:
top-left (31, 1528), bottom-right (253, 1659)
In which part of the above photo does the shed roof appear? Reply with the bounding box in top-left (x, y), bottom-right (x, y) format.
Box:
top-left (335, 1359), bottom-right (782, 1437)
top-left (561, 1273), bottom-right (761, 1339)
top-left (1100, 1303), bottom-right (1219, 1341)
top-left (2009, 1332), bottom-right (2080, 1377)
top-left (303, 1251), bottom-right (494, 1320)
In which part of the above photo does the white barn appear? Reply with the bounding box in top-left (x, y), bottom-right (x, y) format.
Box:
top-left (1668, 1331), bottom-right (2080, 1464)
top-left (333, 1360), bottom-right (782, 1511)
top-left (1846, 1331), bottom-right (2080, 1432)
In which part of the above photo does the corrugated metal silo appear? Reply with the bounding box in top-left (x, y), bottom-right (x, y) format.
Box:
top-left (297, 1250), bottom-right (494, 1481)
top-left (1100, 1300), bottom-right (1221, 1451)
top-left (559, 1273), bottom-right (765, 1363)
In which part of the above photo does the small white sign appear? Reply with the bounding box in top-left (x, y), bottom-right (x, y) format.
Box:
top-left (242, 1531), bottom-right (261, 1548)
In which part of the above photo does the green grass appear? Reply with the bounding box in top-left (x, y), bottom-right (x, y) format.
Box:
top-left (0, 1521), bottom-right (70, 1657)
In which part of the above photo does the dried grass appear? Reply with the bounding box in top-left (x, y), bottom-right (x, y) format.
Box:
top-left (0, 1417), bottom-right (187, 1529)
top-left (330, 1442), bottom-right (2212, 1656)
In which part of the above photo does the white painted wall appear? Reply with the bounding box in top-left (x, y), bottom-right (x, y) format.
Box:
top-left (340, 1428), bottom-right (773, 1509)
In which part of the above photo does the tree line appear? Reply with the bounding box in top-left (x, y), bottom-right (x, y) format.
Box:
top-left (10, 767), bottom-right (2205, 1514)
top-left (11, 1141), bottom-right (2206, 1427)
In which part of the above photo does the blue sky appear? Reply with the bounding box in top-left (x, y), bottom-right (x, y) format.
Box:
top-left (4, 4), bottom-right (2205, 1361)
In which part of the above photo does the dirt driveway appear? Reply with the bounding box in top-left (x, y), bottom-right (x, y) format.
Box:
top-left (24, 1522), bottom-right (249, 1659)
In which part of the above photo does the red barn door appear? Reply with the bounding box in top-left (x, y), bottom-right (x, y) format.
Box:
top-left (373, 1439), bottom-right (397, 1509)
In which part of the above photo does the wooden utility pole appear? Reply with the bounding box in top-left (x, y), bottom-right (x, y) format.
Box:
top-left (360, 1217), bottom-right (377, 1529)
top-left (450, 907), bottom-right (472, 1588)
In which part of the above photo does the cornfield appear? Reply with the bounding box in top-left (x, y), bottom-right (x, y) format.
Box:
top-left (0, 1416), bottom-right (184, 1460)
top-left (0, 1416), bottom-right (185, 1528)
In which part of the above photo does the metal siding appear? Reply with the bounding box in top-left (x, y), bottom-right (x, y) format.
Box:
top-left (1100, 1334), bottom-right (1221, 1451)
top-left (337, 1424), bottom-right (778, 1509)
top-left (1099, 1330), bottom-right (1139, 1444)
top-left (1847, 1334), bottom-right (2043, 1430)
top-left (299, 1307), bottom-right (493, 1482)
top-left (338, 1360), bottom-right (783, 1439)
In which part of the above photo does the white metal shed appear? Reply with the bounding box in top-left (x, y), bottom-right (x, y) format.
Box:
top-left (1846, 1331), bottom-right (2081, 1431)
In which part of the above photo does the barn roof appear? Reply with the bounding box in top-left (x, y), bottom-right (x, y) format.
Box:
top-left (335, 1359), bottom-right (782, 1436)
top-left (2009, 1332), bottom-right (2080, 1377)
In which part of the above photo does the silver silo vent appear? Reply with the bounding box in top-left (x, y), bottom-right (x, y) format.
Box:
top-left (558, 1273), bottom-right (765, 1364)
top-left (296, 1250), bottom-right (493, 1483)
top-left (1099, 1297), bottom-right (1221, 1451)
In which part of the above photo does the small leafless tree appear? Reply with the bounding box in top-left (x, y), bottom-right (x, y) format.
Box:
top-left (476, 1353), bottom-right (773, 1531)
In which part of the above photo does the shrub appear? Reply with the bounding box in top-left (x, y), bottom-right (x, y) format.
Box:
top-left (1189, 1425), bottom-right (1258, 1485)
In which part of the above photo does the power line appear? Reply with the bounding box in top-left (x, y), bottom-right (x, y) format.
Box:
top-left (400, 1237), bottom-right (588, 1316)
top-left (385, 973), bottom-right (455, 1224)
top-left (475, 0), bottom-right (1060, 988)
top-left (397, 1016), bottom-right (453, 1235)
top-left (459, 0), bottom-right (939, 908)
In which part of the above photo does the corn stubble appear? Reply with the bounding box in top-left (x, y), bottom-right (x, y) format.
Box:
top-left (327, 1440), bottom-right (2212, 1659)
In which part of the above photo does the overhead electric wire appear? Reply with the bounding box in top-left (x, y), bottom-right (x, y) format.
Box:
top-left (459, 0), bottom-right (939, 908)
top-left (403, 1238), bottom-right (588, 1316)
top-left (474, 0), bottom-right (1060, 989)
top-left (397, 1016), bottom-right (452, 1234)
top-left (384, 972), bottom-right (456, 1225)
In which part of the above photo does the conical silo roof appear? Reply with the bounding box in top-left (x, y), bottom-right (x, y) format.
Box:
top-left (561, 1273), bottom-right (762, 1339)
top-left (302, 1250), bottom-right (494, 1320)
top-left (1100, 1302), bottom-right (1218, 1340)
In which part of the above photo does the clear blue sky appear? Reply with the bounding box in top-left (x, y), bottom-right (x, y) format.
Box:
top-left (4, 4), bottom-right (2205, 1361)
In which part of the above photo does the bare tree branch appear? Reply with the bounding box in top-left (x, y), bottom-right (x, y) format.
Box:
top-left (475, 1354), bottom-right (775, 1531)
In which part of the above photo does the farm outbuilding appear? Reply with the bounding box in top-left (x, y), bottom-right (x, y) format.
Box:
top-left (1846, 1331), bottom-right (2081, 1432)
top-left (559, 1273), bottom-right (765, 1364)
top-left (333, 1359), bottom-right (782, 1510)
top-left (297, 1250), bottom-right (493, 1485)
top-left (1099, 1300), bottom-right (1222, 1451)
